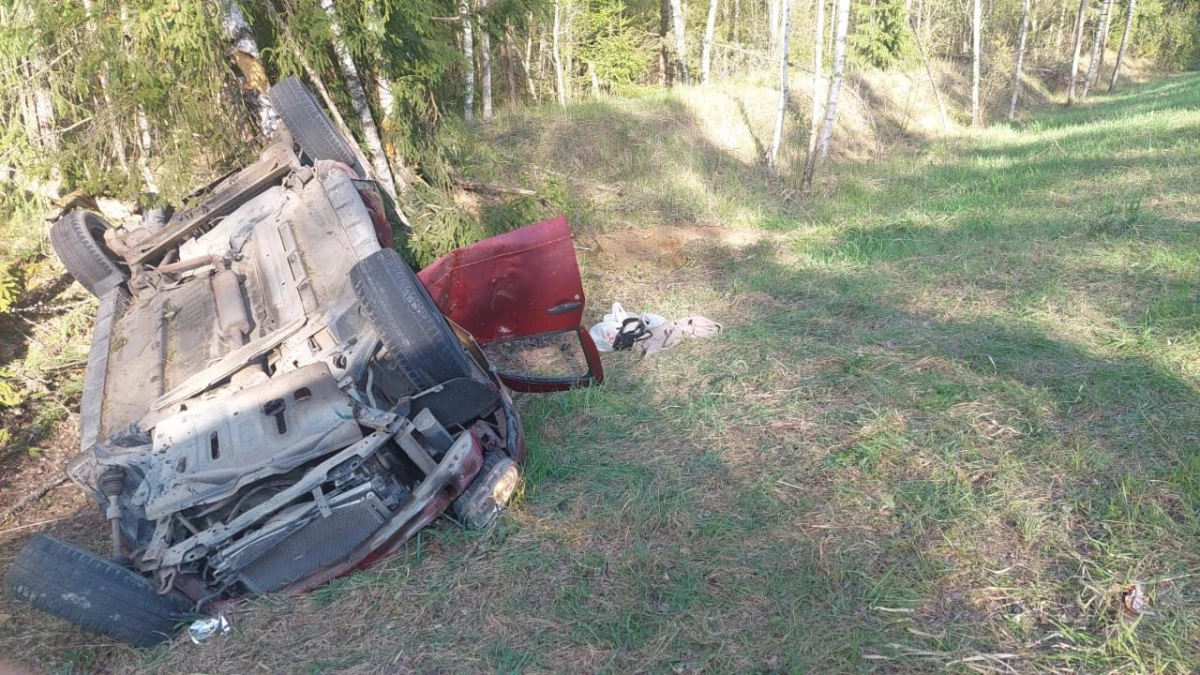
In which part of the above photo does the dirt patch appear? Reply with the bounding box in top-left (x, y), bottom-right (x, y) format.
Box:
top-left (578, 225), bottom-right (768, 274)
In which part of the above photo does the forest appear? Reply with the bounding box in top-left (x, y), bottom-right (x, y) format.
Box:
top-left (1, 0), bottom-right (1198, 227)
top-left (2, 0), bottom-right (1200, 672)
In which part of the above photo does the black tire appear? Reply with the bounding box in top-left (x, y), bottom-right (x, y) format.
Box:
top-left (269, 77), bottom-right (366, 177)
top-left (5, 534), bottom-right (192, 647)
top-left (49, 211), bottom-right (127, 297)
top-left (350, 248), bottom-right (474, 390)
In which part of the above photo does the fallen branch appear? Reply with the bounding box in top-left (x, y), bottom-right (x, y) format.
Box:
top-left (0, 475), bottom-right (68, 527)
top-left (453, 179), bottom-right (549, 206)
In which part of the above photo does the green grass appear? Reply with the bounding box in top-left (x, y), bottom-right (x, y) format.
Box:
top-left (3, 73), bottom-right (1199, 673)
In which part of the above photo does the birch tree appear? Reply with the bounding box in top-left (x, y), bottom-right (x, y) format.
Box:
top-left (766, 0), bottom-right (791, 167)
top-left (1081, 0), bottom-right (1113, 98)
top-left (1108, 0), bottom-right (1135, 91)
top-left (701, 0), bottom-right (720, 85)
top-left (552, 0), bottom-right (566, 106)
top-left (1067, 0), bottom-right (1088, 104)
top-left (219, 1), bottom-right (278, 137)
top-left (82, 0), bottom-right (127, 171)
top-left (669, 0), bottom-right (690, 83)
top-left (800, 0), bottom-right (826, 179)
top-left (970, 0), bottom-right (983, 127)
top-left (802, 0), bottom-right (849, 189)
top-left (319, 0), bottom-right (399, 198)
top-left (479, 0), bottom-right (494, 118)
top-left (1008, 0), bottom-right (1031, 120)
top-left (461, 0), bottom-right (476, 120)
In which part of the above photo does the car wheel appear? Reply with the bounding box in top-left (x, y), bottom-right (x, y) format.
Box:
top-left (49, 210), bottom-right (127, 297)
top-left (453, 452), bottom-right (521, 529)
top-left (269, 77), bottom-right (367, 177)
top-left (4, 534), bottom-right (193, 647)
top-left (350, 248), bottom-right (474, 391)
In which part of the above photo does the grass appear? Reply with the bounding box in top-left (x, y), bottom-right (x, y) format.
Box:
top-left (2, 72), bottom-right (1199, 673)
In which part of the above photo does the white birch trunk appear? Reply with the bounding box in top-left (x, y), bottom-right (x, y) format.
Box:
top-left (481, 30), bottom-right (494, 118)
top-left (1054, 0), bottom-right (1068, 54)
top-left (365, 2), bottom-right (396, 134)
top-left (801, 0), bottom-right (825, 179)
top-left (803, 0), bottom-right (849, 188)
top-left (320, 0), bottom-right (399, 198)
top-left (769, 0), bottom-right (780, 54)
top-left (1108, 0), bottom-right (1135, 91)
top-left (1008, 0), bottom-right (1031, 120)
top-left (701, 0), bottom-right (719, 84)
top-left (766, 0), bottom-right (791, 167)
top-left (136, 110), bottom-right (157, 192)
top-left (525, 16), bottom-right (539, 100)
top-left (220, 1), bottom-right (279, 137)
top-left (588, 62), bottom-right (601, 95)
top-left (82, 0), bottom-right (127, 170)
top-left (670, 0), bottom-right (690, 83)
top-left (1081, 0), bottom-right (1113, 98)
top-left (1067, 0), bottom-right (1088, 104)
top-left (461, 0), bottom-right (476, 120)
top-left (552, 1), bottom-right (566, 106)
top-left (970, 0), bottom-right (983, 127)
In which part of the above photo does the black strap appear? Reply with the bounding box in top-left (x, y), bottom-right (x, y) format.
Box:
top-left (613, 317), bottom-right (650, 351)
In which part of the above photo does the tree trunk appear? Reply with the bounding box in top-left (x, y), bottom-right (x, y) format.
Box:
top-left (1081, 0), bottom-right (1113, 98)
top-left (911, 21), bottom-right (949, 131)
top-left (481, 30), bottom-right (494, 118)
top-left (1095, 1), bottom-right (1114, 83)
top-left (701, 0), bottom-right (719, 84)
top-left (82, 0), bottom-right (128, 170)
top-left (769, 0), bottom-right (780, 55)
top-left (670, 0), bottom-right (690, 83)
top-left (320, 0), bottom-right (399, 198)
top-left (1067, 0), bottom-right (1088, 104)
top-left (219, 0), bottom-right (279, 137)
top-left (505, 26), bottom-right (521, 107)
top-left (970, 0), bottom-right (983, 127)
top-left (461, 0), bottom-right (476, 120)
top-left (552, 1), bottom-right (566, 106)
top-left (802, 0), bottom-right (849, 188)
top-left (1008, 0), bottom-right (1031, 120)
top-left (526, 13), bottom-right (540, 100)
top-left (766, 0), bottom-right (791, 167)
top-left (588, 62), bottom-right (601, 95)
top-left (136, 110), bottom-right (157, 192)
top-left (801, 0), bottom-right (825, 178)
top-left (1108, 0), bottom-right (1135, 91)
top-left (1054, 0), bottom-right (1069, 54)
top-left (660, 0), bottom-right (672, 84)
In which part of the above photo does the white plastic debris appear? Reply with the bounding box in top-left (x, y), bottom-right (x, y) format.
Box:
top-left (188, 613), bottom-right (232, 644)
top-left (589, 303), bottom-right (667, 352)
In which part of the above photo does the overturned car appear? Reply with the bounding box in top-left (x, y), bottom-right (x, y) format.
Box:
top-left (5, 78), bottom-right (602, 646)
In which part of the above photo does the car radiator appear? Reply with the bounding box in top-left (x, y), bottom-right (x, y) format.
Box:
top-left (235, 488), bottom-right (391, 594)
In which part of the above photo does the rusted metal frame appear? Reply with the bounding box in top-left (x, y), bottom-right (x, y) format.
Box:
top-left (151, 317), bottom-right (307, 410)
top-left (280, 430), bottom-right (482, 593)
top-left (126, 146), bottom-right (295, 267)
top-left (155, 412), bottom-right (402, 569)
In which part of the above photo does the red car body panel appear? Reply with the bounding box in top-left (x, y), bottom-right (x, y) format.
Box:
top-left (417, 216), bottom-right (604, 392)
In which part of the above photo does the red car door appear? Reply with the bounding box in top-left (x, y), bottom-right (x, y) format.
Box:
top-left (417, 216), bottom-right (603, 392)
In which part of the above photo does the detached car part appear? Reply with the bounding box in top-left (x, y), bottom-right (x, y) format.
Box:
top-left (5, 78), bottom-right (602, 646)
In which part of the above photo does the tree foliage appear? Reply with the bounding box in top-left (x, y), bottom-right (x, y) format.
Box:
top-left (849, 0), bottom-right (915, 69)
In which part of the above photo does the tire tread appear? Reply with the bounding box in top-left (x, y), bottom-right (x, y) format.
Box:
top-left (5, 534), bottom-right (190, 647)
top-left (349, 249), bottom-right (473, 390)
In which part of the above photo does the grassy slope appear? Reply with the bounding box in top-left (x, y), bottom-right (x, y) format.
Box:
top-left (4, 74), bottom-right (1198, 673)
